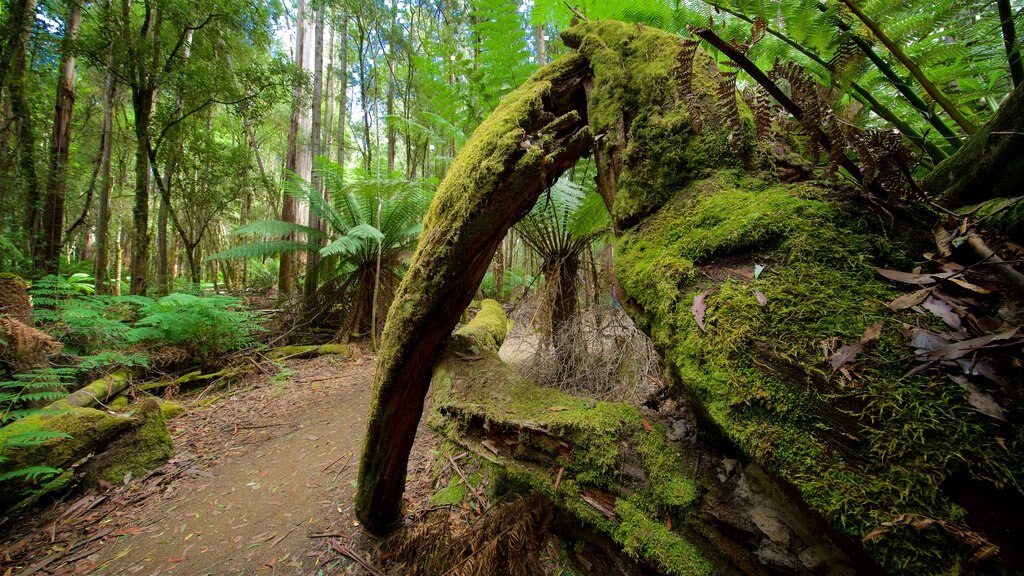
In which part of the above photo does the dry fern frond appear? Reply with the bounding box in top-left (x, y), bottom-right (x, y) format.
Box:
top-left (386, 494), bottom-right (554, 576)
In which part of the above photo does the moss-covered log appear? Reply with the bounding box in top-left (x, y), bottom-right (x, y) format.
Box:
top-left (267, 343), bottom-right (352, 360)
top-left (359, 18), bottom-right (1023, 574)
top-left (432, 303), bottom-right (871, 575)
top-left (0, 400), bottom-right (173, 512)
top-left (355, 55), bottom-right (593, 533)
top-left (50, 370), bottom-right (130, 409)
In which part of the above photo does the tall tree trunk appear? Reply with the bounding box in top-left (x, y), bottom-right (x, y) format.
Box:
top-left (336, 10), bottom-right (348, 167)
top-left (535, 24), bottom-right (546, 66)
top-left (38, 0), bottom-right (82, 274)
top-left (357, 4), bottom-right (371, 172)
top-left (324, 13), bottom-right (335, 161)
top-left (129, 86), bottom-right (155, 295)
top-left (156, 30), bottom-right (193, 294)
top-left (279, 0), bottom-right (311, 296)
top-left (94, 30), bottom-right (118, 294)
top-left (8, 0), bottom-right (40, 259)
top-left (0, 0), bottom-right (35, 95)
top-left (304, 4), bottom-right (325, 304)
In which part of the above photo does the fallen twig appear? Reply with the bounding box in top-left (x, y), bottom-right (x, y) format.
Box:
top-left (328, 538), bottom-right (386, 576)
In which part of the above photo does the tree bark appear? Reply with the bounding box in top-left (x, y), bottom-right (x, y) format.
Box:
top-left (923, 83), bottom-right (1024, 205)
top-left (7, 0), bottom-right (40, 258)
top-left (129, 86), bottom-right (155, 295)
top-left (279, 0), bottom-right (309, 297)
top-left (354, 55), bottom-right (593, 533)
top-left (94, 22), bottom-right (118, 294)
top-left (38, 0), bottom-right (82, 274)
top-left (304, 4), bottom-right (325, 304)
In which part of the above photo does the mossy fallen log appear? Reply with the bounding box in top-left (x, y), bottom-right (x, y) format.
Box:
top-left (0, 400), bottom-right (173, 512)
top-left (432, 303), bottom-right (868, 575)
top-left (267, 343), bottom-right (352, 360)
top-left (50, 370), bottom-right (130, 409)
top-left (358, 18), bottom-right (1022, 574)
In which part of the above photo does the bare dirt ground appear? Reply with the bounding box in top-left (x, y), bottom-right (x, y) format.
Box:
top-left (0, 350), bottom-right (445, 576)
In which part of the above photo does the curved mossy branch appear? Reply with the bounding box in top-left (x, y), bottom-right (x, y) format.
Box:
top-left (354, 55), bottom-right (593, 534)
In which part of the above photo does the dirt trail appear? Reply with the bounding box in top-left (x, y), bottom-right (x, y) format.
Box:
top-left (91, 354), bottom-right (376, 575)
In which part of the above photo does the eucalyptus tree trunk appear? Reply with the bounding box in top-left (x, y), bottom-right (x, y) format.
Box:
top-left (157, 30), bottom-right (193, 294)
top-left (38, 0), bottom-right (82, 275)
top-left (8, 0), bottom-right (40, 258)
top-left (304, 5), bottom-right (325, 304)
top-left (280, 0), bottom-right (313, 296)
top-left (336, 11), bottom-right (348, 168)
top-left (94, 33), bottom-right (118, 294)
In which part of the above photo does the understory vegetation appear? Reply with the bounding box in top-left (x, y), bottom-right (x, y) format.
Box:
top-left (2, 0), bottom-right (1024, 574)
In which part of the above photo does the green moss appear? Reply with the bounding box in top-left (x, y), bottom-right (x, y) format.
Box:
top-left (615, 169), bottom-right (1024, 574)
top-left (109, 396), bottom-right (129, 410)
top-left (430, 301), bottom-right (709, 574)
top-left (454, 299), bottom-right (507, 352)
top-left (269, 344), bottom-right (352, 359)
top-left (0, 407), bottom-right (134, 509)
top-left (158, 400), bottom-right (186, 420)
top-left (561, 21), bottom-right (737, 227)
top-left (614, 499), bottom-right (712, 576)
top-left (95, 400), bottom-right (173, 483)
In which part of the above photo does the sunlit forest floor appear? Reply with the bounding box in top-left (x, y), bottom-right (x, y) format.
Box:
top-left (0, 350), bottom-right (420, 575)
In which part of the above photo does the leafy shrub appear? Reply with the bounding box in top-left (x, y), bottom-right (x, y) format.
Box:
top-left (129, 294), bottom-right (262, 359)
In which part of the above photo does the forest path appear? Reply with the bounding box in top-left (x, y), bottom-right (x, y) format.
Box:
top-left (91, 353), bottom-right (380, 575)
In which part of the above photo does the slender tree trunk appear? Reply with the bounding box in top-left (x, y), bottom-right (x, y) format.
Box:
top-left (8, 0), bottom-right (40, 259)
top-left (357, 4), bottom-right (372, 172)
top-left (535, 24), bottom-right (546, 66)
top-left (337, 11), bottom-right (348, 167)
top-left (38, 0), bottom-right (82, 274)
top-left (304, 5), bottom-right (325, 304)
top-left (998, 0), bottom-right (1024, 89)
top-left (280, 0), bottom-right (310, 296)
top-left (129, 87), bottom-right (155, 295)
top-left (157, 30), bottom-right (193, 295)
top-left (113, 218), bottom-right (123, 296)
top-left (324, 13), bottom-right (335, 161)
top-left (94, 43), bottom-right (118, 293)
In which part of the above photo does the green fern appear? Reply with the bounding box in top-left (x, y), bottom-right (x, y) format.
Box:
top-left (129, 294), bottom-right (263, 359)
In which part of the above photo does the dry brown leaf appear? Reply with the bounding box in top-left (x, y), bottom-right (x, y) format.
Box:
top-left (754, 290), bottom-right (767, 306)
top-left (948, 277), bottom-right (992, 294)
top-left (830, 343), bottom-right (863, 372)
top-left (691, 292), bottom-right (708, 332)
top-left (641, 418), bottom-right (653, 432)
top-left (950, 375), bottom-right (1007, 421)
top-left (932, 224), bottom-right (953, 258)
top-left (888, 288), bottom-right (932, 310)
top-left (860, 323), bottom-right (883, 344)
top-left (922, 296), bottom-right (962, 329)
top-left (876, 268), bottom-right (958, 285)
top-left (918, 328), bottom-right (1019, 361)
